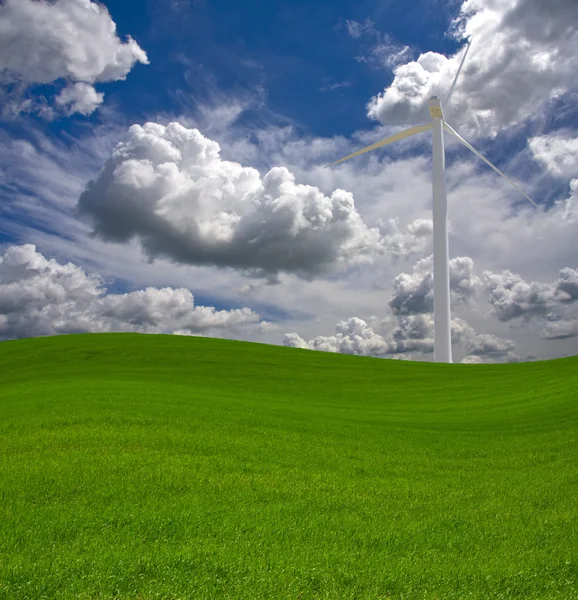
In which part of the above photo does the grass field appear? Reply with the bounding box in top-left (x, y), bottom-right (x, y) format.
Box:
top-left (0, 332), bottom-right (577, 599)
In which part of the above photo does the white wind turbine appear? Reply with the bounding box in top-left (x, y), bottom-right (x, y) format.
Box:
top-left (325, 40), bottom-right (538, 364)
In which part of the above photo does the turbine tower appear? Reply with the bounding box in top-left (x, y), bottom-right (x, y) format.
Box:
top-left (325, 40), bottom-right (538, 363)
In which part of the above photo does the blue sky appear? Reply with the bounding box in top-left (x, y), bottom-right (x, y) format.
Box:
top-left (10, 0), bottom-right (467, 139)
top-left (1, 0), bottom-right (577, 363)
top-left (100, 0), bottom-right (459, 136)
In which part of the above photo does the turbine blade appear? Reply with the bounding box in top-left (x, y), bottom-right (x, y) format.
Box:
top-left (444, 39), bottom-right (472, 108)
top-left (444, 122), bottom-right (539, 209)
top-left (324, 123), bottom-right (432, 168)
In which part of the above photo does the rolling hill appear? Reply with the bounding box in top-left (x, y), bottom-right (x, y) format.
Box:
top-left (0, 332), bottom-right (576, 599)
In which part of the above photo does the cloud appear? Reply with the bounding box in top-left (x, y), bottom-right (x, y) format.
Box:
top-left (284, 317), bottom-right (392, 356)
top-left (280, 252), bottom-right (548, 362)
top-left (388, 255), bottom-right (481, 315)
top-left (460, 353), bottom-right (519, 364)
top-left (390, 314), bottom-right (434, 354)
top-left (540, 317), bottom-right (578, 340)
top-left (55, 82), bottom-right (105, 116)
top-left (366, 43), bottom-right (413, 71)
top-left (345, 19), bottom-right (412, 70)
top-left (553, 178), bottom-right (578, 223)
top-left (460, 355), bottom-right (485, 364)
top-left (76, 121), bottom-right (391, 282)
top-left (378, 218), bottom-right (433, 262)
top-left (556, 267), bottom-right (578, 302)
top-left (461, 331), bottom-right (516, 357)
top-left (482, 266), bottom-right (578, 321)
top-left (500, 0), bottom-right (578, 44)
top-left (2, 89), bottom-right (578, 364)
top-left (528, 133), bottom-right (578, 178)
top-left (0, 0), bottom-right (148, 116)
top-left (283, 312), bottom-right (519, 362)
top-left (345, 20), bottom-right (367, 39)
top-left (283, 315), bottom-right (432, 358)
top-left (319, 80), bottom-right (352, 92)
top-left (0, 244), bottom-right (272, 341)
top-left (389, 314), bottom-right (518, 360)
top-left (459, 322), bottom-right (521, 362)
top-left (366, 0), bottom-right (578, 136)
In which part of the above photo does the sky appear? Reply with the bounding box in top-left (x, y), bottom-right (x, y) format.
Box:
top-left (0, 0), bottom-right (577, 364)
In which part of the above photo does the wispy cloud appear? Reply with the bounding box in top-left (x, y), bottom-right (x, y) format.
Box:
top-left (319, 80), bottom-right (352, 92)
top-left (344, 19), bottom-right (412, 70)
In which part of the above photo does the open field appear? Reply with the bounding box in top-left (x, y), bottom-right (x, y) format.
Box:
top-left (0, 332), bottom-right (576, 599)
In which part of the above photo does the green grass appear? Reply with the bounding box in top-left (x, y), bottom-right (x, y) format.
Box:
top-left (0, 332), bottom-right (576, 599)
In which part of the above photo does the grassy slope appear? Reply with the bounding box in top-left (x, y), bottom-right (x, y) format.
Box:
top-left (0, 332), bottom-right (576, 599)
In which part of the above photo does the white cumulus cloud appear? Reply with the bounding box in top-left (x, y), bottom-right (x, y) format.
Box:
top-left (0, 244), bottom-right (271, 341)
top-left (482, 266), bottom-right (578, 322)
top-left (366, 0), bottom-right (578, 137)
top-left (283, 312), bottom-right (519, 363)
top-left (388, 255), bottom-right (481, 315)
top-left (77, 121), bottom-right (390, 282)
top-left (55, 82), bottom-right (105, 116)
top-left (284, 316), bottom-right (392, 356)
top-left (0, 0), bottom-right (148, 116)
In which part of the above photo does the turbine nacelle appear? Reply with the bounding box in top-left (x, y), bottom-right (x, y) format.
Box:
top-left (428, 96), bottom-right (444, 120)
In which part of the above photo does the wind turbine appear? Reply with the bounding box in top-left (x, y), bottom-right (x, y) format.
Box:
top-left (325, 40), bottom-right (538, 364)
